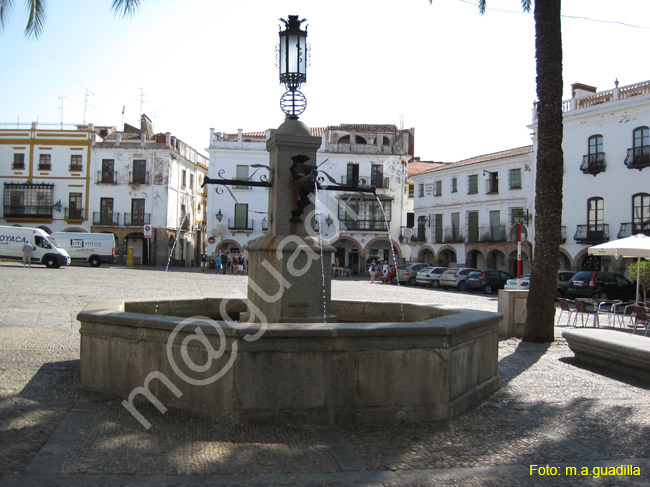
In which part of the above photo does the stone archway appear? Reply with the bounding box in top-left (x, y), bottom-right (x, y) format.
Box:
top-left (417, 246), bottom-right (435, 265)
top-left (330, 237), bottom-right (363, 275)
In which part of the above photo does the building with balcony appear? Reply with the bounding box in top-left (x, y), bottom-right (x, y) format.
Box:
top-left (0, 122), bottom-right (93, 232)
top-left (410, 146), bottom-right (535, 274)
top-left (91, 115), bottom-right (208, 266)
top-left (542, 79), bottom-right (650, 274)
top-left (206, 124), bottom-right (414, 275)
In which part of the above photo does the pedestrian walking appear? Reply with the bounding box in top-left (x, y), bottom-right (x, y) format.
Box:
top-left (22, 241), bottom-right (34, 267)
top-left (369, 259), bottom-right (377, 284)
top-left (200, 250), bottom-right (208, 272)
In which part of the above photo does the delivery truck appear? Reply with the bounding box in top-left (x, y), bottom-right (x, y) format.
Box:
top-left (0, 225), bottom-right (70, 268)
top-left (50, 232), bottom-right (116, 267)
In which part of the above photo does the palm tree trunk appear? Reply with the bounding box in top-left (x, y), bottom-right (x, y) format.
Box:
top-left (523, 0), bottom-right (564, 342)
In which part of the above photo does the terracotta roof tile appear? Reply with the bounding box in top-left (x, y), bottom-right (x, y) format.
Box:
top-left (416, 145), bottom-right (533, 175)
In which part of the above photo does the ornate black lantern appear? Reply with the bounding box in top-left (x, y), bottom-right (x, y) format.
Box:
top-left (278, 15), bottom-right (308, 117)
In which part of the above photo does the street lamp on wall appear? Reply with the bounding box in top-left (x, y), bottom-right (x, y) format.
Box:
top-left (326, 216), bottom-right (333, 228)
top-left (278, 15), bottom-right (308, 117)
top-left (215, 209), bottom-right (223, 222)
top-left (513, 209), bottom-right (529, 225)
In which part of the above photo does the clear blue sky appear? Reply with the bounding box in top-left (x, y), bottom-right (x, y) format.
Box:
top-left (1, 0), bottom-right (649, 161)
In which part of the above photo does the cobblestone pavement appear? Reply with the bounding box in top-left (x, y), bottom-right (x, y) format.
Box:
top-left (0, 263), bottom-right (649, 486)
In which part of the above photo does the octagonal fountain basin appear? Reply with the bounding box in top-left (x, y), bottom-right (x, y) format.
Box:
top-left (78, 298), bottom-right (501, 426)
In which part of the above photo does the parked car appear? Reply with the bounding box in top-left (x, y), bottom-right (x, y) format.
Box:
top-left (504, 274), bottom-right (531, 290)
top-left (397, 263), bottom-right (429, 286)
top-left (439, 268), bottom-right (478, 291)
top-left (379, 264), bottom-right (401, 284)
top-left (566, 271), bottom-right (637, 301)
top-left (556, 270), bottom-right (575, 299)
top-left (415, 266), bottom-right (448, 287)
top-left (466, 269), bottom-right (514, 294)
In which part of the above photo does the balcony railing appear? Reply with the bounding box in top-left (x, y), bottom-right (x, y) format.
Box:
top-left (340, 219), bottom-right (388, 232)
top-left (12, 162), bottom-right (25, 170)
top-left (228, 218), bottom-right (254, 231)
top-left (580, 153), bottom-right (606, 175)
top-left (618, 222), bottom-right (650, 238)
top-left (574, 224), bottom-right (609, 244)
top-left (3, 205), bottom-right (52, 219)
top-left (65, 208), bottom-right (84, 220)
top-left (443, 227), bottom-right (464, 243)
top-left (624, 146), bottom-right (650, 170)
top-left (69, 163), bottom-right (84, 171)
top-left (478, 225), bottom-right (507, 242)
top-left (96, 171), bottom-right (118, 184)
top-left (93, 212), bottom-right (120, 226)
top-left (129, 172), bottom-right (150, 185)
top-left (124, 213), bottom-right (151, 226)
top-left (339, 175), bottom-right (388, 188)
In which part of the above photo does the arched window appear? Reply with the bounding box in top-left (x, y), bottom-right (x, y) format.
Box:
top-left (625, 127), bottom-right (650, 169)
top-left (355, 136), bottom-right (367, 144)
top-left (633, 126), bottom-right (649, 149)
top-left (633, 193), bottom-right (650, 233)
top-left (587, 197), bottom-right (604, 230)
top-left (588, 135), bottom-right (603, 158)
top-left (337, 135), bottom-right (350, 144)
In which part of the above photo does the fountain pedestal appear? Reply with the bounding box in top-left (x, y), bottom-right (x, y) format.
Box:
top-left (244, 117), bottom-right (336, 324)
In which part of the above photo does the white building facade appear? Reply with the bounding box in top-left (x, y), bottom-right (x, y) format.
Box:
top-left (542, 79), bottom-right (650, 276)
top-left (91, 116), bottom-right (208, 266)
top-left (206, 124), bottom-right (414, 274)
top-left (410, 147), bottom-right (535, 274)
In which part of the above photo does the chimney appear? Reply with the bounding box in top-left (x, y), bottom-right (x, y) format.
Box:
top-left (571, 83), bottom-right (597, 98)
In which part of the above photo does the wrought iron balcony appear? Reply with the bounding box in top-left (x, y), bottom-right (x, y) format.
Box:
top-left (124, 213), bottom-right (151, 226)
top-left (340, 218), bottom-right (388, 232)
top-left (228, 218), bottom-right (254, 231)
top-left (443, 227), bottom-right (464, 243)
top-left (3, 205), bottom-right (52, 219)
top-left (96, 171), bottom-right (118, 184)
top-left (478, 225), bottom-right (507, 242)
top-left (624, 146), bottom-right (650, 170)
top-left (617, 222), bottom-right (650, 238)
top-left (129, 171), bottom-right (150, 185)
top-left (12, 162), bottom-right (25, 170)
top-left (38, 163), bottom-right (52, 170)
top-left (580, 153), bottom-right (606, 175)
top-left (93, 212), bottom-right (120, 226)
top-left (65, 208), bottom-right (84, 220)
top-left (574, 224), bottom-right (609, 244)
top-left (69, 163), bottom-right (84, 171)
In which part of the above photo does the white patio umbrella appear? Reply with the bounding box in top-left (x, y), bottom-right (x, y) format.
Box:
top-left (588, 233), bottom-right (650, 304)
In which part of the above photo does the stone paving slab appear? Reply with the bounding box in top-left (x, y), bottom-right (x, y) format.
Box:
top-left (0, 265), bottom-right (648, 486)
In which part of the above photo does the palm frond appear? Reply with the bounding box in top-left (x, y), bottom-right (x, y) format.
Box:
top-left (478, 0), bottom-right (486, 15)
top-left (24, 0), bottom-right (45, 39)
top-left (111, 0), bottom-right (140, 18)
top-left (0, 0), bottom-right (15, 32)
top-left (521, 0), bottom-right (532, 13)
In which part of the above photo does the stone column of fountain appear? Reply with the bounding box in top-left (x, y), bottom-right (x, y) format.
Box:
top-left (244, 116), bottom-right (336, 324)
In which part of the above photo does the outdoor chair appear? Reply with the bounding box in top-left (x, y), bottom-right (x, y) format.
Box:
top-left (631, 305), bottom-right (650, 336)
top-left (597, 299), bottom-right (622, 327)
top-left (573, 298), bottom-right (599, 328)
top-left (611, 300), bottom-right (637, 328)
top-left (556, 298), bottom-right (575, 326)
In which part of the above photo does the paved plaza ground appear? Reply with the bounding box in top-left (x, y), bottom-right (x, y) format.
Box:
top-left (0, 263), bottom-right (649, 486)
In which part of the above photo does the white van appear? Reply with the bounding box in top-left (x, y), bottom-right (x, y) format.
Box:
top-left (50, 232), bottom-right (116, 267)
top-left (0, 225), bottom-right (70, 268)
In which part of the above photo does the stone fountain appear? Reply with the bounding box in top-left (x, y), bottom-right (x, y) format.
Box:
top-left (77, 16), bottom-right (501, 427)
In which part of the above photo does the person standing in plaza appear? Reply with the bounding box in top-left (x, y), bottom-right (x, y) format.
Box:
top-left (369, 259), bottom-right (377, 284)
top-left (221, 251), bottom-right (228, 275)
top-left (382, 261), bottom-right (389, 284)
top-left (22, 241), bottom-right (34, 267)
top-left (200, 250), bottom-right (208, 272)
